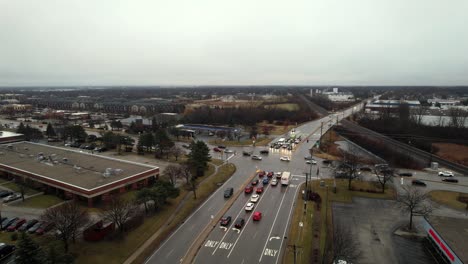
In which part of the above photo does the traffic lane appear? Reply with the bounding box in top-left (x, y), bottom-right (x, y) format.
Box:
top-left (230, 184), bottom-right (299, 264)
top-left (145, 165), bottom-right (256, 264)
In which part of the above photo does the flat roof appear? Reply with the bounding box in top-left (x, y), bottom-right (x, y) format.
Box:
top-left (427, 216), bottom-right (468, 263)
top-left (0, 142), bottom-right (157, 191)
top-left (0, 131), bottom-right (23, 139)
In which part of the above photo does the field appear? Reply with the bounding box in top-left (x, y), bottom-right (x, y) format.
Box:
top-left (264, 103), bottom-right (300, 111)
top-left (433, 143), bottom-right (468, 166)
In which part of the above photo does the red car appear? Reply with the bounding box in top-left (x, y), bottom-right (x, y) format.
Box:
top-left (7, 218), bottom-right (26, 232)
top-left (213, 147), bottom-right (221, 152)
top-left (253, 211), bottom-right (262, 221)
top-left (36, 222), bottom-right (54, 235)
top-left (251, 179), bottom-right (259, 186)
top-left (267, 172), bottom-right (274, 178)
top-left (245, 186), bottom-right (253, 194)
top-left (220, 216), bottom-right (232, 226)
top-left (256, 186), bottom-right (264, 194)
top-left (258, 171), bottom-right (266, 178)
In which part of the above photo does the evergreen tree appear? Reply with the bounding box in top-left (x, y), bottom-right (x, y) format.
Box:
top-left (15, 232), bottom-right (44, 264)
top-left (187, 140), bottom-right (211, 177)
top-left (46, 123), bottom-right (57, 138)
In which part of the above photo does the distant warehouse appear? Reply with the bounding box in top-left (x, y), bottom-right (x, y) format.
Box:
top-left (0, 142), bottom-right (159, 207)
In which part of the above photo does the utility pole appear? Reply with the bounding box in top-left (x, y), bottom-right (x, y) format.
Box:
top-left (320, 122), bottom-right (323, 139)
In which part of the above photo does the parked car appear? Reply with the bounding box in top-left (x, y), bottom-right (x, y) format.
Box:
top-left (3, 193), bottom-right (22, 203)
top-left (251, 155), bottom-right (262, 160)
top-left (250, 194), bottom-right (260, 203)
top-left (280, 156), bottom-right (290, 161)
top-left (260, 150), bottom-right (269, 155)
top-left (224, 187), bottom-right (234, 198)
top-left (245, 202), bottom-right (255, 211)
top-left (18, 219), bottom-right (38, 232)
top-left (217, 145), bottom-right (226, 149)
top-left (306, 159), bottom-right (317, 165)
top-left (438, 171), bottom-right (454, 177)
top-left (244, 186), bottom-right (253, 194)
top-left (412, 180), bottom-right (426, 186)
top-left (28, 221), bottom-right (44, 234)
top-left (224, 149), bottom-right (234, 153)
top-left (220, 216), bottom-right (232, 226)
top-left (0, 190), bottom-right (13, 198)
top-left (234, 218), bottom-right (245, 229)
top-left (398, 172), bottom-right (413, 177)
top-left (243, 151), bottom-right (252, 156)
top-left (94, 146), bottom-right (108, 152)
top-left (0, 244), bottom-right (16, 259)
top-left (35, 222), bottom-right (54, 235)
top-left (253, 211), bottom-right (262, 221)
top-left (442, 178), bottom-right (459, 183)
top-left (7, 218), bottom-right (26, 232)
top-left (1, 218), bottom-right (18, 230)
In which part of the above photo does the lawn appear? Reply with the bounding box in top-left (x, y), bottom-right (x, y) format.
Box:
top-left (72, 163), bottom-right (236, 264)
top-left (210, 159), bottom-right (224, 166)
top-left (2, 182), bottom-right (40, 196)
top-left (429, 190), bottom-right (468, 211)
top-left (264, 103), bottom-right (300, 111)
top-left (15, 194), bottom-right (63, 208)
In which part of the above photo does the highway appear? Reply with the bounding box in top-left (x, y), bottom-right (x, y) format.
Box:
top-left (145, 106), bottom-right (359, 264)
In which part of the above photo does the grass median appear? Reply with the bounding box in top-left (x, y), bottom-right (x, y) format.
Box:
top-left (429, 190), bottom-right (468, 211)
top-left (14, 194), bottom-right (63, 208)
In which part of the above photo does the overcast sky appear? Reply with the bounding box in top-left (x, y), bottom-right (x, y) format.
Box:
top-left (1, 0), bottom-right (468, 86)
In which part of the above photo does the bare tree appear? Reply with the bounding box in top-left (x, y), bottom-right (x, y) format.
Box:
top-left (100, 196), bottom-right (139, 233)
top-left (410, 105), bottom-right (427, 126)
top-left (375, 166), bottom-right (394, 193)
top-left (449, 108), bottom-right (468, 128)
top-left (328, 222), bottom-right (362, 264)
top-left (395, 185), bottom-right (434, 230)
top-left (340, 144), bottom-right (362, 190)
top-left (41, 202), bottom-right (90, 252)
top-left (180, 164), bottom-right (192, 185)
top-left (170, 145), bottom-right (184, 161)
top-left (162, 164), bottom-right (182, 186)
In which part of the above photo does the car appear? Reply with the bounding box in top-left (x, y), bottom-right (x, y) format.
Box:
top-left (398, 172), bottom-right (413, 177)
top-left (304, 155), bottom-right (313, 160)
top-left (3, 193), bottom-right (22, 202)
top-left (94, 146), bottom-right (108, 152)
top-left (253, 211), bottom-right (262, 221)
top-left (250, 194), bottom-right (260, 203)
top-left (262, 178), bottom-right (269, 185)
top-left (0, 190), bottom-right (13, 198)
top-left (251, 179), bottom-right (259, 186)
top-left (438, 171), bottom-right (454, 177)
top-left (220, 216), bottom-right (232, 226)
top-left (213, 147), bottom-right (221, 152)
top-left (1, 218), bottom-right (18, 230)
top-left (243, 151), bottom-right (252, 156)
top-left (271, 179), bottom-right (278, 186)
top-left (234, 218), bottom-right (245, 229)
top-left (257, 171), bottom-right (266, 177)
top-left (275, 172), bottom-right (282, 179)
top-left (208, 132), bottom-right (215, 136)
top-left (70, 142), bottom-right (81, 148)
top-left (28, 221), bottom-right (44, 234)
top-left (251, 155), bottom-right (262, 160)
top-left (266, 172), bottom-right (273, 178)
top-left (36, 222), bottom-right (54, 235)
top-left (280, 156), bottom-right (290, 161)
top-left (245, 202), bottom-right (255, 211)
top-left (217, 145), bottom-right (226, 149)
top-left (412, 180), bottom-right (427, 186)
top-left (260, 149), bottom-right (269, 155)
top-left (224, 149), bottom-right (234, 153)
top-left (17, 219), bottom-right (38, 232)
top-left (442, 178), bottom-right (459, 183)
top-left (182, 144), bottom-right (190, 149)
top-left (0, 244), bottom-right (16, 259)
top-left (306, 159), bottom-right (317, 165)
top-left (244, 186), bottom-right (253, 194)
top-left (256, 186), bottom-right (264, 194)
top-left (224, 187), bottom-right (234, 198)
top-left (7, 218), bottom-right (26, 232)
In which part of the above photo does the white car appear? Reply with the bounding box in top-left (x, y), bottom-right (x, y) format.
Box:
top-left (245, 202), bottom-right (255, 211)
top-left (280, 156), bottom-right (290, 161)
top-left (251, 155), bottom-right (262, 160)
top-left (224, 149), bottom-right (234, 153)
top-left (438, 171), bottom-right (454, 177)
top-left (250, 194), bottom-right (260, 203)
top-left (306, 159), bottom-right (317, 165)
top-left (271, 179), bottom-right (278, 186)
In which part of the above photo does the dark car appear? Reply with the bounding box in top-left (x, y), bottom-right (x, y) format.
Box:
top-left (244, 186), bottom-right (253, 194)
top-left (94, 146), bottom-right (108, 152)
top-left (267, 172), bottom-right (273, 178)
top-left (213, 147), bottom-right (221, 152)
top-left (442, 178), bottom-right (459, 183)
top-left (36, 222), bottom-right (54, 235)
top-left (262, 178), bottom-right (269, 185)
top-left (217, 145), bottom-right (226, 149)
top-left (412, 180), bottom-right (426, 186)
top-left (251, 179), bottom-right (259, 186)
top-left (0, 244), bottom-right (16, 259)
top-left (220, 216), bottom-right (232, 226)
top-left (70, 142), bottom-right (81, 148)
top-left (1, 218), bottom-right (18, 230)
top-left (398, 172), bottom-right (413, 177)
top-left (224, 187), bottom-right (234, 198)
top-left (18, 219), bottom-right (39, 232)
top-left (256, 186), bottom-right (264, 194)
top-left (242, 151), bottom-right (252, 156)
top-left (7, 218), bottom-right (26, 232)
top-left (234, 218), bottom-right (245, 229)
top-left (28, 221), bottom-right (44, 234)
top-left (0, 190), bottom-right (13, 198)
top-left (260, 150), bottom-right (269, 155)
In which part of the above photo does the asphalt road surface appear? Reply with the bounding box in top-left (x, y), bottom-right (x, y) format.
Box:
top-left (145, 107), bottom-right (358, 264)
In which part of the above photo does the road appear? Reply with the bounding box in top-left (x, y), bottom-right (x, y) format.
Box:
top-left (144, 105), bottom-right (360, 264)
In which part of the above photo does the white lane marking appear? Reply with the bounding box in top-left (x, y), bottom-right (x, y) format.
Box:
top-left (220, 226), bottom-right (227, 231)
top-left (166, 249), bottom-right (174, 258)
top-left (275, 183), bottom-right (303, 264)
top-left (264, 248), bottom-right (279, 257)
top-left (219, 242), bottom-right (233, 250)
top-left (145, 169), bottom-right (241, 263)
top-left (226, 185), bottom-right (272, 258)
top-left (204, 240), bottom-right (219, 248)
top-left (258, 186), bottom-right (290, 262)
top-left (269, 236), bottom-right (280, 241)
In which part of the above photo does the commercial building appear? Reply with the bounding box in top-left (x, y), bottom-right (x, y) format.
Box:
top-left (0, 142), bottom-right (159, 207)
top-left (0, 131), bottom-right (24, 144)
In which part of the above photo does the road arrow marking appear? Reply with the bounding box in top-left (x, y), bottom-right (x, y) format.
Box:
top-left (232, 228), bottom-right (240, 234)
top-left (269, 236), bottom-right (280, 241)
top-left (219, 226), bottom-right (227, 231)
